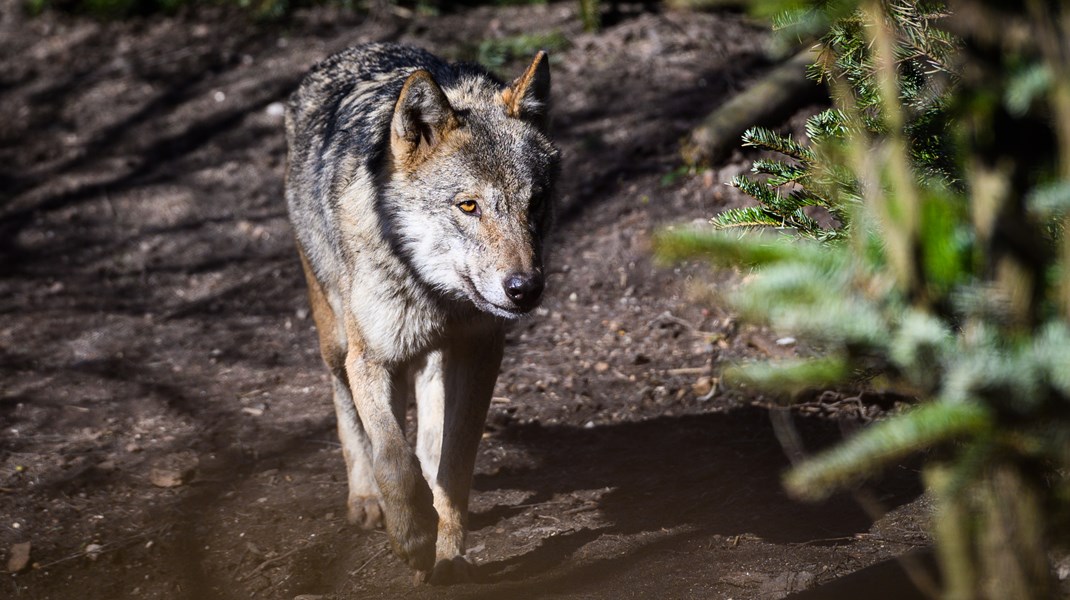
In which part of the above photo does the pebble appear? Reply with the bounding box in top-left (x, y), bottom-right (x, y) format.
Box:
top-left (7, 541), bottom-right (31, 573)
top-left (266, 102), bottom-right (286, 119)
top-left (149, 452), bottom-right (198, 488)
top-left (241, 405), bottom-right (266, 417)
top-left (691, 376), bottom-right (713, 397)
top-left (85, 543), bottom-right (104, 561)
top-left (150, 468), bottom-right (188, 488)
top-left (775, 336), bottom-right (797, 346)
top-left (759, 570), bottom-right (815, 596)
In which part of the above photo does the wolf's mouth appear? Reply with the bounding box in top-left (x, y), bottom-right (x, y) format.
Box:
top-left (460, 272), bottom-right (528, 319)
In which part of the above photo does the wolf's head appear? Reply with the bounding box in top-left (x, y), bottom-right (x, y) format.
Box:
top-left (382, 53), bottom-right (560, 319)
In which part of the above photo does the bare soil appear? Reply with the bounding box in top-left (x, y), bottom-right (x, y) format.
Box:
top-left (0, 2), bottom-right (934, 598)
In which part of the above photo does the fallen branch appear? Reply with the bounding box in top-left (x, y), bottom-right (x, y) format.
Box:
top-left (352, 546), bottom-right (388, 577)
top-left (241, 545), bottom-right (305, 581)
top-left (681, 48), bottom-right (826, 166)
top-left (33, 524), bottom-right (171, 570)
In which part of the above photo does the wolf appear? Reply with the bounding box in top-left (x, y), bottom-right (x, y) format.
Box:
top-left (284, 43), bottom-right (559, 584)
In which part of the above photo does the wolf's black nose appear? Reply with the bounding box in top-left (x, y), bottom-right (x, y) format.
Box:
top-left (503, 272), bottom-right (544, 310)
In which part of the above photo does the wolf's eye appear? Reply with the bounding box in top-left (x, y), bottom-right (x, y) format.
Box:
top-left (456, 199), bottom-right (481, 216)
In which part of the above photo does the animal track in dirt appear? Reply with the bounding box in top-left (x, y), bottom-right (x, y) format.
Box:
top-left (0, 2), bottom-right (932, 598)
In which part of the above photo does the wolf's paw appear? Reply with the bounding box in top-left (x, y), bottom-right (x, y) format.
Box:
top-left (386, 506), bottom-right (437, 572)
top-left (428, 556), bottom-right (473, 585)
top-left (346, 496), bottom-right (384, 530)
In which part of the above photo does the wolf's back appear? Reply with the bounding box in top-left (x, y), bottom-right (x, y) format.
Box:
top-left (285, 43), bottom-right (450, 165)
top-left (284, 44), bottom-right (444, 285)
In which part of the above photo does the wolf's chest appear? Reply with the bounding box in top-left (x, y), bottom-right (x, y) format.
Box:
top-left (344, 253), bottom-right (447, 363)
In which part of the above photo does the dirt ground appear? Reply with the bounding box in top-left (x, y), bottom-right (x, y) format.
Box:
top-left (0, 2), bottom-right (936, 598)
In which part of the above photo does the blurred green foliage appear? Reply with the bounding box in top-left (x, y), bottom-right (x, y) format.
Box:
top-left (470, 31), bottom-right (571, 72)
top-left (579, 0), bottom-right (599, 32)
top-left (659, 1), bottom-right (1070, 597)
top-left (717, 0), bottom-right (958, 240)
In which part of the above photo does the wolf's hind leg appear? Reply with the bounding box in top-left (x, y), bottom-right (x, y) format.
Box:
top-left (332, 374), bottom-right (383, 528)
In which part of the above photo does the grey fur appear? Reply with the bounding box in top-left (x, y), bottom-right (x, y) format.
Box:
top-left (284, 43), bottom-right (559, 583)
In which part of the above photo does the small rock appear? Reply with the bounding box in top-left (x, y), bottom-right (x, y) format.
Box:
top-left (593, 361), bottom-right (610, 373)
top-left (758, 571), bottom-right (815, 598)
top-left (266, 102), bottom-right (286, 118)
top-left (7, 541), bottom-right (31, 573)
top-left (293, 596), bottom-right (325, 600)
top-left (775, 336), bottom-right (797, 347)
top-left (720, 571), bottom-right (764, 588)
top-left (568, 292), bottom-right (578, 302)
top-left (85, 543), bottom-right (104, 561)
top-left (691, 376), bottom-right (713, 397)
top-left (149, 452), bottom-right (198, 488)
top-left (150, 468), bottom-right (187, 488)
top-left (241, 405), bottom-right (266, 417)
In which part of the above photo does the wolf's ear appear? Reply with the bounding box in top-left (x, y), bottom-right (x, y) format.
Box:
top-left (501, 51), bottom-right (550, 130)
top-left (391, 69), bottom-right (457, 170)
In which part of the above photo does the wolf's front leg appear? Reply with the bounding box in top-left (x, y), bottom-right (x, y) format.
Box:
top-left (345, 350), bottom-right (438, 572)
top-left (297, 249), bottom-right (386, 530)
top-left (415, 333), bottom-right (504, 584)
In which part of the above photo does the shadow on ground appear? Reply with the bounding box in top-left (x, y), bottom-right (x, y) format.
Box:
top-left (465, 405), bottom-right (922, 591)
